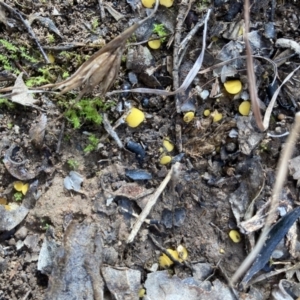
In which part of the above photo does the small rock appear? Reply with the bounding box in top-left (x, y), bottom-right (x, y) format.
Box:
top-left (103, 247), bottom-right (118, 265)
top-left (8, 238), bottom-right (16, 246)
top-left (24, 234), bottom-right (39, 251)
top-left (15, 227), bottom-right (28, 240)
top-left (193, 263), bottom-right (213, 281)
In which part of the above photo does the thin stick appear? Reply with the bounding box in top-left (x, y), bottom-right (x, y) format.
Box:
top-left (56, 120), bottom-right (65, 154)
top-left (249, 262), bottom-right (300, 285)
top-left (127, 162), bottom-right (180, 243)
top-left (98, 0), bottom-right (106, 21)
top-left (102, 113), bottom-right (123, 148)
top-left (230, 112), bottom-right (300, 285)
top-left (244, 0), bottom-right (264, 131)
top-left (173, 0), bottom-right (190, 113)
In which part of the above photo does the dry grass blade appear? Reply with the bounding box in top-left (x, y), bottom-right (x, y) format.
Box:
top-left (40, 0), bottom-right (159, 99)
top-left (244, 0), bottom-right (264, 131)
top-left (263, 65), bottom-right (300, 130)
top-left (230, 112), bottom-right (300, 285)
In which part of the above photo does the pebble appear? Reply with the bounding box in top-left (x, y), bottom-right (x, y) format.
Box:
top-left (15, 227), bottom-right (28, 240)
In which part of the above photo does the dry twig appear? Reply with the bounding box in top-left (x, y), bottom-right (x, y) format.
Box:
top-left (127, 162), bottom-right (180, 244)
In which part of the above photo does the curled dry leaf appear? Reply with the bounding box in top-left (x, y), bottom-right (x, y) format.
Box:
top-left (12, 72), bottom-right (39, 107)
top-left (29, 113), bottom-right (47, 149)
top-left (40, 0), bottom-right (159, 99)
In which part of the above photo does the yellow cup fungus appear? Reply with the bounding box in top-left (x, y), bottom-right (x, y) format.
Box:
top-left (203, 109), bottom-right (211, 117)
top-left (148, 39), bottom-right (161, 49)
top-left (183, 111), bottom-right (195, 123)
top-left (224, 80), bottom-right (242, 94)
top-left (13, 181), bottom-right (29, 195)
top-left (163, 139), bottom-right (174, 152)
top-left (229, 230), bottom-right (241, 243)
top-left (159, 249), bottom-right (179, 268)
top-left (138, 288), bottom-right (146, 298)
top-left (125, 107), bottom-right (145, 128)
top-left (212, 110), bottom-right (222, 122)
top-left (177, 245), bottom-right (188, 262)
top-left (141, 0), bottom-right (155, 8)
top-left (239, 101), bottom-right (251, 116)
top-left (159, 246), bottom-right (188, 268)
top-left (160, 155), bottom-right (172, 165)
top-left (160, 0), bottom-right (174, 7)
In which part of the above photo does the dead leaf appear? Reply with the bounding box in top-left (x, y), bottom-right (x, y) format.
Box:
top-left (11, 72), bottom-right (39, 107)
top-left (40, 1), bottom-right (159, 99)
top-left (29, 113), bottom-right (47, 149)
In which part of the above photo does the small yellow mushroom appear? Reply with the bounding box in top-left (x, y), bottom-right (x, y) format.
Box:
top-left (141, 0), bottom-right (155, 8)
top-left (177, 245), bottom-right (188, 262)
top-left (224, 80), bottom-right (242, 94)
top-left (212, 110), bottom-right (222, 122)
top-left (125, 107), bottom-right (145, 128)
top-left (138, 288), bottom-right (146, 298)
top-left (239, 101), bottom-right (251, 116)
top-left (183, 111), bottom-right (195, 123)
top-left (159, 249), bottom-right (179, 268)
top-left (160, 155), bottom-right (172, 165)
top-left (229, 230), bottom-right (241, 243)
top-left (163, 139), bottom-right (174, 152)
top-left (203, 109), bottom-right (211, 117)
top-left (13, 181), bottom-right (29, 195)
top-left (47, 53), bottom-right (55, 64)
top-left (160, 0), bottom-right (174, 7)
top-left (219, 248), bottom-right (225, 254)
top-left (148, 39), bottom-right (161, 49)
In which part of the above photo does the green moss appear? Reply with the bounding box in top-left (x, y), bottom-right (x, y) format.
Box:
top-left (0, 98), bottom-right (15, 109)
top-left (84, 134), bottom-right (99, 153)
top-left (62, 71), bottom-right (70, 79)
top-left (14, 192), bottom-right (23, 201)
top-left (47, 34), bottom-right (55, 43)
top-left (92, 18), bottom-right (99, 30)
top-left (67, 159), bottom-right (80, 170)
top-left (0, 39), bottom-right (18, 52)
top-left (152, 24), bottom-right (168, 42)
top-left (64, 97), bottom-right (113, 129)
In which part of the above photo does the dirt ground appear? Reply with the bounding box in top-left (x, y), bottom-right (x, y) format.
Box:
top-left (1, 0), bottom-right (300, 299)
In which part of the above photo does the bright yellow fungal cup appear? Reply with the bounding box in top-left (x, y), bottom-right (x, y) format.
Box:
top-left (141, 0), bottom-right (156, 8)
top-left (160, 155), bottom-right (172, 165)
top-left (239, 101), bottom-right (251, 116)
top-left (138, 288), bottom-right (146, 298)
top-left (203, 109), bottom-right (210, 117)
top-left (160, 0), bottom-right (174, 7)
top-left (163, 139), bottom-right (174, 152)
top-left (183, 111), bottom-right (195, 123)
top-left (177, 245), bottom-right (188, 262)
top-left (212, 110), bottom-right (222, 122)
top-left (229, 230), bottom-right (241, 243)
top-left (14, 181), bottom-right (29, 195)
top-left (148, 39), bottom-right (161, 49)
top-left (125, 108), bottom-right (145, 128)
top-left (224, 80), bottom-right (242, 94)
top-left (159, 249), bottom-right (179, 268)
